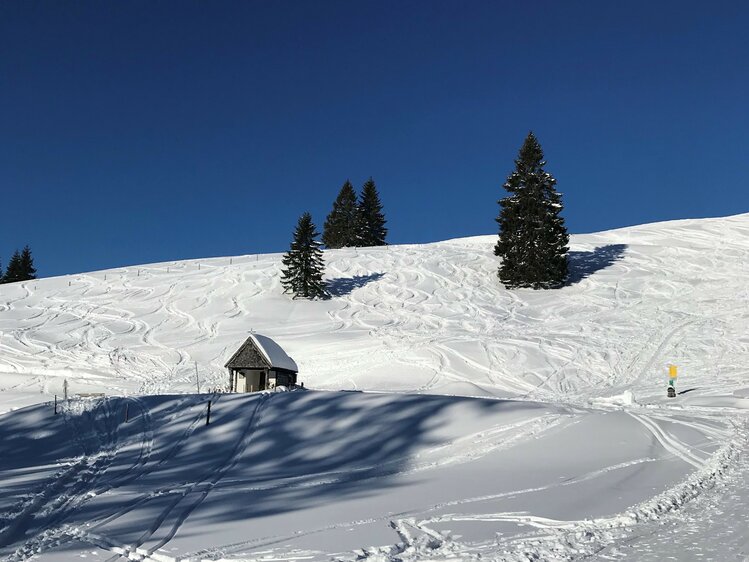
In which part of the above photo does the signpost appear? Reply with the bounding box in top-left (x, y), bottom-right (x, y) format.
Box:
top-left (667, 364), bottom-right (677, 398)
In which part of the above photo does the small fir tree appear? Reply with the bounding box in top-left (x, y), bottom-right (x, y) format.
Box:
top-left (322, 180), bottom-right (359, 248)
top-left (495, 132), bottom-right (569, 289)
top-left (3, 250), bottom-right (23, 284)
top-left (281, 212), bottom-right (327, 299)
top-left (357, 177), bottom-right (387, 246)
top-left (20, 246), bottom-right (37, 280)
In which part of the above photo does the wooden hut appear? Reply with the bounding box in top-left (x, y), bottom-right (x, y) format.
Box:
top-left (225, 333), bottom-right (298, 392)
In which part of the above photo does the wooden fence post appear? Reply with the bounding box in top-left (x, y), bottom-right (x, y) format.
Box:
top-left (206, 400), bottom-right (211, 425)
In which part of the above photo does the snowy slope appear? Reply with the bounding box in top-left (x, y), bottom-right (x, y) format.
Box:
top-left (1, 213), bottom-right (749, 560)
top-left (1, 390), bottom-right (741, 562)
top-left (2, 214), bottom-right (749, 405)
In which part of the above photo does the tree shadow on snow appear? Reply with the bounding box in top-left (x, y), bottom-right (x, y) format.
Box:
top-left (0, 392), bottom-right (545, 555)
top-left (326, 272), bottom-right (385, 297)
top-left (566, 244), bottom-right (628, 285)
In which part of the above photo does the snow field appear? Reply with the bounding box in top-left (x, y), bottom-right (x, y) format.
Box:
top-left (1, 212), bottom-right (749, 559)
top-left (1, 391), bottom-right (737, 561)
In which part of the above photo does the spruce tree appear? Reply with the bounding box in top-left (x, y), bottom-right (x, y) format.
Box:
top-left (3, 250), bottom-right (23, 284)
top-left (495, 132), bottom-right (569, 289)
top-left (281, 212), bottom-right (327, 299)
top-left (20, 246), bottom-right (37, 280)
top-left (357, 177), bottom-right (387, 246)
top-left (322, 180), bottom-right (359, 248)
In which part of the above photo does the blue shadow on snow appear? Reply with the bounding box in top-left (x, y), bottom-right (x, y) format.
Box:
top-left (326, 272), bottom-right (385, 297)
top-left (566, 244), bottom-right (628, 285)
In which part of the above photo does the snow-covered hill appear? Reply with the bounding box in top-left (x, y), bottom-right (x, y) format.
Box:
top-left (3, 213), bottom-right (749, 405)
top-left (1, 213), bottom-right (749, 561)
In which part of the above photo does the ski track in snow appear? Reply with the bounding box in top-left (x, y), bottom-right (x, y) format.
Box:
top-left (2, 394), bottom-right (217, 561)
top-left (97, 393), bottom-right (268, 561)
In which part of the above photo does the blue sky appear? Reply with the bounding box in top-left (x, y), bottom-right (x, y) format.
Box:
top-left (1, 1), bottom-right (748, 277)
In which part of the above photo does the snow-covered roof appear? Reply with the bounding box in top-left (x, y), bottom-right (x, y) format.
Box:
top-left (225, 332), bottom-right (298, 372)
top-left (248, 333), bottom-right (298, 372)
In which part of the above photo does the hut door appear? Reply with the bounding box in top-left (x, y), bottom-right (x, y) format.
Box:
top-left (236, 373), bottom-right (247, 393)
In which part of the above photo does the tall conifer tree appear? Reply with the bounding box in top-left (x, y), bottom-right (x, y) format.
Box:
top-left (20, 246), bottom-right (37, 280)
top-left (3, 250), bottom-right (23, 284)
top-left (357, 177), bottom-right (387, 246)
top-left (495, 132), bottom-right (568, 289)
top-left (281, 213), bottom-right (327, 299)
top-left (322, 180), bottom-right (359, 248)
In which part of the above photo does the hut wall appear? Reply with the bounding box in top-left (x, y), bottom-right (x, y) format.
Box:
top-left (226, 344), bottom-right (268, 370)
top-left (271, 371), bottom-right (296, 386)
